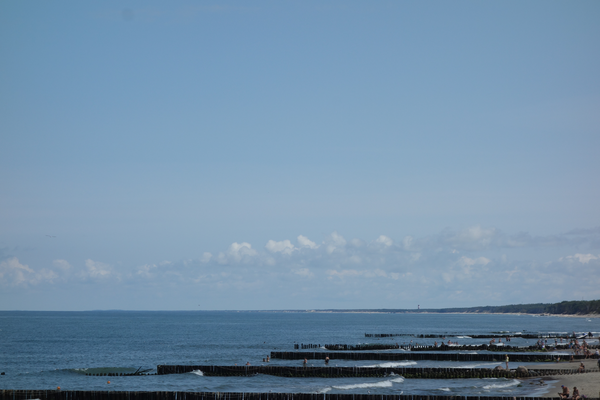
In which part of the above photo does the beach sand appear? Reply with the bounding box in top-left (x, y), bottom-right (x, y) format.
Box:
top-left (523, 358), bottom-right (600, 398)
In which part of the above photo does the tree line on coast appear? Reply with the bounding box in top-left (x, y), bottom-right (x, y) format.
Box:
top-left (442, 299), bottom-right (600, 315)
top-left (302, 300), bottom-right (600, 315)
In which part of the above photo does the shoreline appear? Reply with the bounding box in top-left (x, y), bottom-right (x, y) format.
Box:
top-left (522, 358), bottom-right (600, 398)
top-left (296, 310), bottom-right (600, 318)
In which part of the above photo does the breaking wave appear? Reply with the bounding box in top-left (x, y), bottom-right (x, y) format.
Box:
top-left (483, 379), bottom-right (521, 390)
top-left (364, 361), bottom-right (417, 368)
top-left (331, 376), bottom-right (404, 390)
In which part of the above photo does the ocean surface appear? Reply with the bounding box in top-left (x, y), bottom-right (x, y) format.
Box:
top-left (0, 311), bottom-right (597, 396)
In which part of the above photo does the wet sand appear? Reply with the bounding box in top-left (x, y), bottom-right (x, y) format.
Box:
top-left (523, 358), bottom-right (600, 398)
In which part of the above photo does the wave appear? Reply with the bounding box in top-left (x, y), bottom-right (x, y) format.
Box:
top-left (190, 370), bottom-right (204, 376)
top-left (438, 388), bottom-right (451, 392)
top-left (364, 361), bottom-right (417, 368)
top-left (457, 336), bottom-right (472, 339)
top-left (331, 376), bottom-right (404, 390)
top-left (457, 362), bottom-right (501, 369)
top-left (483, 379), bottom-right (521, 390)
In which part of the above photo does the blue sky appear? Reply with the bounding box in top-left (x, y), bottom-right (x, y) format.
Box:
top-left (1, 1), bottom-right (599, 310)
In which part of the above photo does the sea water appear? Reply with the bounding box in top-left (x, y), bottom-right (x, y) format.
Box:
top-left (0, 311), bottom-right (597, 395)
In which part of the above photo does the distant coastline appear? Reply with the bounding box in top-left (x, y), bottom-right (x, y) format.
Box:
top-left (247, 299), bottom-right (600, 317)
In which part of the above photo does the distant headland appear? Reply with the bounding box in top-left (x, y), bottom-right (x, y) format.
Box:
top-left (252, 300), bottom-right (600, 316)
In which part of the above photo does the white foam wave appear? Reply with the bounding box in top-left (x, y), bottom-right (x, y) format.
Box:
top-left (190, 370), bottom-right (204, 376)
top-left (333, 381), bottom-right (392, 390)
top-left (457, 336), bottom-right (472, 339)
top-left (364, 361), bottom-right (417, 368)
top-left (317, 388), bottom-right (332, 394)
top-left (333, 377), bottom-right (404, 390)
top-left (438, 388), bottom-right (451, 392)
top-left (458, 362), bottom-right (501, 369)
top-left (483, 379), bottom-right (520, 390)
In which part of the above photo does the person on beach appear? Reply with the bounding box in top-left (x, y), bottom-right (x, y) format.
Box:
top-left (505, 354), bottom-right (509, 370)
top-left (558, 385), bottom-right (570, 399)
top-left (572, 386), bottom-right (580, 400)
top-left (577, 362), bottom-right (584, 372)
top-left (325, 356), bottom-right (329, 365)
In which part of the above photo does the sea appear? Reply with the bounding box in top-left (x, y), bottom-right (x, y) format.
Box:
top-left (0, 311), bottom-right (598, 396)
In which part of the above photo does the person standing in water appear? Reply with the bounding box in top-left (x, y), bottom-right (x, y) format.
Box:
top-left (505, 354), bottom-right (509, 370)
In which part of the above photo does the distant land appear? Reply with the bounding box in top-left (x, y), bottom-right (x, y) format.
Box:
top-left (259, 300), bottom-right (600, 316)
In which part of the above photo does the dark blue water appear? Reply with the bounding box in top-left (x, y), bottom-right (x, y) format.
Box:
top-left (0, 311), bottom-right (597, 395)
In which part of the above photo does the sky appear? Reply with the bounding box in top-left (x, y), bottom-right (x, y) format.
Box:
top-left (1, 1), bottom-right (599, 311)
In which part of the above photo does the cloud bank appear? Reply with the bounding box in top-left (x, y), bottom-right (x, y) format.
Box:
top-left (1, 226), bottom-right (599, 310)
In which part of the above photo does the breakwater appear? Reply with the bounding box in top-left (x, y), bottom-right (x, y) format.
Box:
top-left (156, 365), bottom-right (599, 378)
top-left (316, 344), bottom-right (573, 352)
top-left (271, 351), bottom-right (589, 362)
top-left (365, 333), bottom-right (593, 339)
top-left (3, 391), bottom-right (596, 400)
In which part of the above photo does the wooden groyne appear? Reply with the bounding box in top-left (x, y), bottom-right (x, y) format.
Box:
top-left (365, 333), bottom-right (596, 339)
top-left (319, 344), bottom-right (574, 352)
top-left (156, 365), bottom-right (599, 378)
top-left (4, 391), bottom-right (598, 400)
top-left (271, 351), bottom-right (593, 362)
top-left (295, 344), bottom-right (322, 349)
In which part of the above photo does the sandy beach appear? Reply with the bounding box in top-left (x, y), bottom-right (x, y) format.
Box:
top-left (524, 358), bottom-right (600, 398)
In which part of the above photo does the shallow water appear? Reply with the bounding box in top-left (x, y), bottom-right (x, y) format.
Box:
top-left (0, 311), bottom-right (596, 395)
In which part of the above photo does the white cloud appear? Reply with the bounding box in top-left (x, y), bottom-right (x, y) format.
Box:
top-left (136, 263), bottom-right (158, 278)
top-left (83, 259), bottom-right (113, 279)
top-left (402, 236), bottom-right (413, 250)
top-left (327, 268), bottom-right (360, 279)
top-left (325, 231), bottom-right (346, 254)
top-left (218, 242), bottom-right (258, 264)
top-left (0, 258), bottom-right (61, 286)
top-left (0, 257), bottom-right (34, 286)
top-left (410, 253), bottom-right (421, 262)
top-left (9, 227), bottom-right (597, 309)
top-left (265, 239), bottom-right (296, 255)
top-left (53, 259), bottom-right (71, 271)
top-left (442, 226), bottom-right (497, 249)
top-left (294, 268), bottom-right (314, 278)
top-left (457, 256), bottom-right (491, 267)
top-left (560, 253), bottom-right (598, 264)
top-left (297, 235), bottom-right (318, 249)
top-left (374, 235), bottom-right (393, 247)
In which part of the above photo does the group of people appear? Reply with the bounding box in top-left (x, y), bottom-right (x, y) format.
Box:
top-left (302, 356), bottom-right (329, 366)
top-left (488, 337), bottom-right (511, 345)
top-left (568, 338), bottom-right (595, 358)
top-left (558, 385), bottom-right (581, 400)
